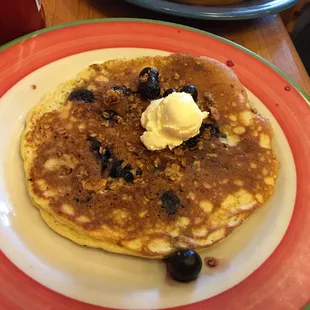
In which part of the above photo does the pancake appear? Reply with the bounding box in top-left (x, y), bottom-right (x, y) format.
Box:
top-left (21, 54), bottom-right (278, 259)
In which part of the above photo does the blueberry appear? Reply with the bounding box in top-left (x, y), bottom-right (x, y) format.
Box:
top-left (199, 123), bottom-right (221, 138)
top-left (138, 75), bottom-right (161, 100)
top-left (136, 168), bottom-right (143, 176)
top-left (204, 124), bottom-right (221, 138)
top-left (109, 160), bottom-right (124, 178)
top-left (112, 85), bottom-right (131, 96)
top-left (166, 249), bottom-right (202, 282)
top-left (101, 147), bottom-right (112, 172)
top-left (85, 139), bottom-right (136, 182)
top-left (68, 89), bottom-right (95, 103)
top-left (109, 159), bottom-right (135, 183)
top-left (122, 163), bottom-right (134, 183)
top-left (139, 67), bottom-right (159, 79)
top-left (161, 191), bottom-right (181, 215)
top-left (184, 123), bottom-right (221, 150)
top-left (163, 88), bottom-right (176, 98)
top-left (102, 109), bottom-right (116, 120)
top-left (180, 85), bottom-right (198, 102)
top-left (87, 137), bottom-right (113, 173)
top-left (87, 136), bottom-right (101, 152)
top-left (123, 170), bottom-right (134, 183)
top-left (184, 123), bottom-right (206, 150)
top-left (87, 136), bottom-right (101, 159)
top-left (101, 156), bottom-right (109, 171)
top-left (184, 137), bottom-right (198, 150)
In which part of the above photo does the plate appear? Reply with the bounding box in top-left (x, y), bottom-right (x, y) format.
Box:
top-left (0, 19), bottom-right (309, 310)
top-left (124, 0), bottom-right (299, 20)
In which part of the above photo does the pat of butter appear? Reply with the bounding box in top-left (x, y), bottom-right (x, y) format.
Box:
top-left (140, 92), bottom-right (208, 151)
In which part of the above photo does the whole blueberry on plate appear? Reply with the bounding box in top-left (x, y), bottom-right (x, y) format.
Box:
top-left (166, 249), bottom-right (202, 282)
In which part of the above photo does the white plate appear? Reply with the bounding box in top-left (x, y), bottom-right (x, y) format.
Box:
top-left (0, 48), bottom-right (296, 309)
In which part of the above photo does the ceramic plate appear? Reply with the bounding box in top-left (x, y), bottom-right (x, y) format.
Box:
top-left (0, 19), bottom-right (309, 310)
top-left (124, 0), bottom-right (299, 20)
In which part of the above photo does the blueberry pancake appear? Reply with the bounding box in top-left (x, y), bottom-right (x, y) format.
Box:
top-left (21, 54), bottom-right (278, 258)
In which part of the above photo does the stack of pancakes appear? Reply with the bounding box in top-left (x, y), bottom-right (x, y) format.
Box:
top-left (21, 54), bottom-right (278, 258)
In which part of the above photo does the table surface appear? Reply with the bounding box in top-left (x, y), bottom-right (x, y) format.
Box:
top-left (41, 0), bottom-right (310, 95)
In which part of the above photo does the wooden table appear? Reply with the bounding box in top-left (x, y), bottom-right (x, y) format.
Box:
top-left (42, 0), bottom-right (310, 95)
